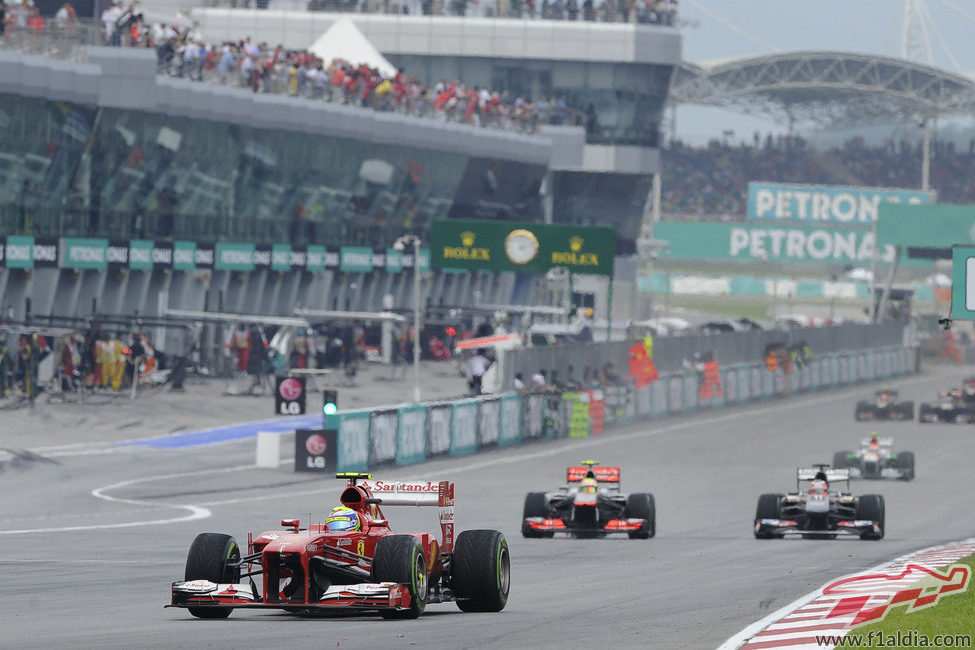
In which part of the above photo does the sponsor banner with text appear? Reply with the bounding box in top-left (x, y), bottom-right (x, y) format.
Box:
top-left (654, 221), bottom-right (895, 265)
top-left (430, 219), bottom-right (615, 276)
top-left (748, 182), bottom-right (934, 224)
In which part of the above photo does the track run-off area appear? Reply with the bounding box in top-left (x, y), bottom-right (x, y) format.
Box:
top-left (2, 364), bottom-right (974, 649)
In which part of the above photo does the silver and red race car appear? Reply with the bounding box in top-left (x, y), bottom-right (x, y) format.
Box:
top-left (521, 460), bottom-right (655, 539)
top-left (169, 473), bottom-right (510, 619)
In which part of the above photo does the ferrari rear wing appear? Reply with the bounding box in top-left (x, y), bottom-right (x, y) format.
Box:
top-left (353, 478), bottom-right (455, 553)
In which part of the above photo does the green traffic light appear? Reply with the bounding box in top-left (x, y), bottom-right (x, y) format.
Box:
top-left (323, 403), bottom-right (337, 415)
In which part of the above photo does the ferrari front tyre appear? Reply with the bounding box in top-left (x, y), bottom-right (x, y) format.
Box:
top-left (371, 535), bottom-right (428, 619)
top-left (856, 494), bottom-right (885, 540)
top-left (452, 529), bottom-right (510, 612)
top-left (894, 451), bottom-right (915, 480)
top-left (832, 451), bottom-right (852, 470)
top-left (625, 493), bottom-right (655, 539)
top-left (754, 493), bottom-right (784, 539)
top-left (184, 532), bottom-right (241, 619)
top-left (521, 492), bottom-right (552, 538)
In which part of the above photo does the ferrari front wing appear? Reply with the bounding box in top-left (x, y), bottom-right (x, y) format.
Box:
top-left (169, 579), bottom-right (413, 612)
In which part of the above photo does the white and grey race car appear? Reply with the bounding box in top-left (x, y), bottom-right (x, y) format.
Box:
top-left (754, 466), bottom-right (884, 540)
top-left (832, 436), bottom-right (914, 480)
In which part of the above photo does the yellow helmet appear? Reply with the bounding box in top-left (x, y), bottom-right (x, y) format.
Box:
top-left (579, 477), bottom-right (598, 494)
top-left (325, 506), bottom-right (361, 532)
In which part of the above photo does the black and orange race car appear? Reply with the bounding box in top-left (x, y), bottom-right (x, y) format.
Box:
top-left (853, 388), bottom-right (914, 421)
top-left (521, 460), bottom-right (655, 539)
top-left (169, 474), bottom-right (509, 619)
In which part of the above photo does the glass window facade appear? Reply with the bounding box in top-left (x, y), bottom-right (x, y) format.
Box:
top-left (0, 94), bottom-right (546, 247)
top-left (388, 55), bottom-right (673, 147)
top-left (551, 171), bottom-right (652, 253)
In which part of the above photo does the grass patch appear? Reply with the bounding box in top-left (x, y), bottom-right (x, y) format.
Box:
top-left (664, 295), bottom-right (771, 321)
top-left (843, 552), bottom-right (975, 646)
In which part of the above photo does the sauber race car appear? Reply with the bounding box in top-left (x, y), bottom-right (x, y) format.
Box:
top-left (168, 474), bottom-right (510, 619)
top-left (754, 465), bottom-right (884, 540)
top-left (853, 388), bottom-right (914, 421)
top-left (918, 388), bottom-right (974, 423)
top-left (832, 435), bottom-right (915, 480)
top-left (521, 460), bottom-right (655, 539)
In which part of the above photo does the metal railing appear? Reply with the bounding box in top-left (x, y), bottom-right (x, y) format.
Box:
top-left (200, 0), bottom-right (680, 25)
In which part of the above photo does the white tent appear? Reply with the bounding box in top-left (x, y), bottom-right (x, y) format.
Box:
top-left (308, 18), bottom-right (398, 78)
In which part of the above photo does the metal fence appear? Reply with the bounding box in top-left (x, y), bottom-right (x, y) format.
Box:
top-left (499, 321), bottom-right (907, 392)
top-left (330, 344), bottom-right (916, 471)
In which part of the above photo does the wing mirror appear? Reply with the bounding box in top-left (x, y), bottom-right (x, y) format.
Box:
top-left (281, 518), bottom-right (300, 532)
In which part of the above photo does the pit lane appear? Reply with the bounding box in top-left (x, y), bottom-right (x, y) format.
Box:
top-left (1, 364), bottom-right (973, 649)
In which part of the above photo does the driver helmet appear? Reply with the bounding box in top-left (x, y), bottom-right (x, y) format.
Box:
top-left (869, 434), bottom-right (879, 449)
top-left (808, 479), bottom-right (828, 497)
top-left (324, 506), bottom-right (361, 532)
top-left (579, 477), bottom-right (598, 494)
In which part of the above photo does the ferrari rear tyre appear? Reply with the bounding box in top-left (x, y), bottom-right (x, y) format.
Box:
top-left (452, 529), bottom-right (510, 612)
top-left (856, 495), bottom-right (885, 540)
top-left (832, 451), bottom-right (852, 470)
top-left (521, 492), bottom-right (552, 538)
top-left (625, 493), bottom-right (655, 539)
top-left (371, 535), bottom-right (428, 619)
top-left (184, 532), bottom-right (241, 619)
top-left (754, 493), bottom-right (784, 539)
top-left (894, 451), bottom-right (915, 480)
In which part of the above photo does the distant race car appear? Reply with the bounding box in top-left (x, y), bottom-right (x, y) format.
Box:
top-left (832, 435), bottom-right (915, 480)
top-left (521, 460), bottom-right (655, 539)
top-left (853, 388), bottom-right (914, 421)
top-left (169, 473), bottom-right (510, 619)
top-left (963, 377), bottom-right (975, 403)
top-left (754, 465), bottom-right (884, 540)
top-left (918, 388), bottom-right (974, 423)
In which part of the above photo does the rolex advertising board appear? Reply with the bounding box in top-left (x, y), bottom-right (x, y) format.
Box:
top-left (429, 219), bottom-right (615, 276)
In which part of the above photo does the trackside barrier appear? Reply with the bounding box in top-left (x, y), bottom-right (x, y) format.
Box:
top-left (327, 346), bottom-right (918, 471)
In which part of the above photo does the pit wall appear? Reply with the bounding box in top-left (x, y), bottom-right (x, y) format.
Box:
top-left (332, 345), bottom-right (917, 471)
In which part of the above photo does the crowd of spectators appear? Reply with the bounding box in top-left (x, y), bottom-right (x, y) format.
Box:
top-left (157, 37), bottom-right (582, 132)
top-left (661, 134), bottom-right (975, 221)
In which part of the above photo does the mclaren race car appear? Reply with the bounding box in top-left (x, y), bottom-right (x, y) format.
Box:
top-left (918, 388), bottom-right (974, 423)
top-left (169, 474), bottom-right (510, 619)
top-left (521, 460), bottom-right (655, 539)
top-left (754, 465), bottom-right (884, 540)
top-left (853, 388), bottom-right (913, 421)
top-left (833, 435), bottom-right (915, 480)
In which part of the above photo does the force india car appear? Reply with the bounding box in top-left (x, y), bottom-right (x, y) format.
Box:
top-left (521, 460), bottom-right (655, 539)
top-left (754, 465), bottom-right (884, 540)
top-left (918, 389), bottom-right (974, 423)
top-left (853, 388), bottom-right (914, 421)
top-left (833, 436), bottom-right (915, 480)
top-left (169, 474), bottom-right (510, 619)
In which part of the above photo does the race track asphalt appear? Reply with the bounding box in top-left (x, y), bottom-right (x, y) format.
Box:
top-left (2, 363), bottom-right (974, 650)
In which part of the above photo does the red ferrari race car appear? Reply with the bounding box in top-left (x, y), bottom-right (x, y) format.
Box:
top-left (168, 473), bottom-right (510, 619)
top-left (521, 460), bottom-right (655, 539)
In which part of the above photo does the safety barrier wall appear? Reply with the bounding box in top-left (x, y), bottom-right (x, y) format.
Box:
top-left (331, 345), bottom-right (916, 471)
top-left (501, 321), bottom-right (906, 389)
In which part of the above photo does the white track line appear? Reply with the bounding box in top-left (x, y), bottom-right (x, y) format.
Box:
top-left (0, 372), bottom-right (940, 535)
top-left (719, 537), bottom-right (975, 649)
